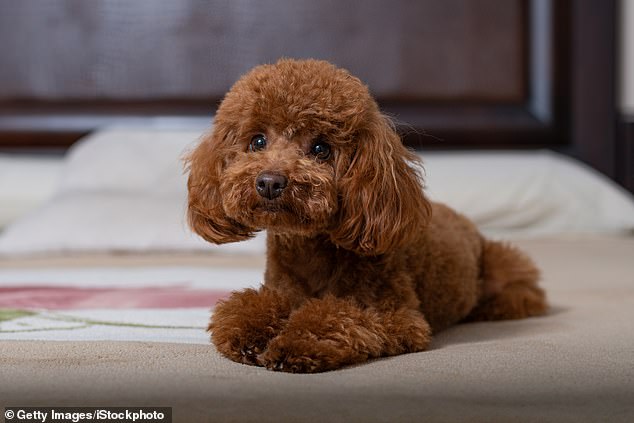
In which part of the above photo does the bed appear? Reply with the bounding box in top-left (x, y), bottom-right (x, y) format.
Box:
top-left (1, 1), bottom-right (633, 423)
top-left (1, 236), bottom-right (633, 423)
top-left (1, 129), bottom-right (633, 422)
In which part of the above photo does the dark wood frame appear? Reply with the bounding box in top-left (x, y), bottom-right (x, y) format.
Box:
top-left (404, 0), bottom-right (621, 188)
top-left (618, 117), bottom-right (634, 193)
top-left (0, 0), bottom-right (627, 192)
top-left (569, 0), bottom-right (618, 180)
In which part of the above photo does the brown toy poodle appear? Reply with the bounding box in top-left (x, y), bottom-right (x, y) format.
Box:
top-left (187, 58), bottom-right (547, 373)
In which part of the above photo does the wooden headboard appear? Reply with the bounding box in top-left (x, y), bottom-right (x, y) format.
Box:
top-left (0, 0), bottom-right (629, 191)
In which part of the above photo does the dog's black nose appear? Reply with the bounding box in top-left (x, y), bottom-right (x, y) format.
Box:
top-left (255, 172), bottom-right (287, 200)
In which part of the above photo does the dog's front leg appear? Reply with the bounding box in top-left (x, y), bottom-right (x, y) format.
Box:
top-left (257, 295), bottom-right (431, 373)
top-left (209, 286), bottom-right (293, 365)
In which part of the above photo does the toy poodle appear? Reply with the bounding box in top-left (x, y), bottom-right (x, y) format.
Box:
top-left (186, 58), bottom-right (547, 373)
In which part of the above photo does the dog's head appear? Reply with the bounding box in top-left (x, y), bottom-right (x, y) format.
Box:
top-left (187, 59), bottom-right (431, 255)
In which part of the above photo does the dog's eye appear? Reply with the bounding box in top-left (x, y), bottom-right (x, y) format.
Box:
top-left (249, 134), bottom-right (267, 152)
top-left (310, 140), bottom-right (331, 160)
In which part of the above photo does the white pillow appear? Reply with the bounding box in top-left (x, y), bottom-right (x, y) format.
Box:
top-left (422, 151), bottom-right (634, 238)
top-left (0, 154), bottom-right (63, 228)
top-left (0, 128), bottom-right (632, 257)
top-left (0, 129), bottom-right (266, 256)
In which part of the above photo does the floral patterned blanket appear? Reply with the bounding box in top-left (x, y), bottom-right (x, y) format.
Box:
top-left (0, 257), bottom-right (261, 343)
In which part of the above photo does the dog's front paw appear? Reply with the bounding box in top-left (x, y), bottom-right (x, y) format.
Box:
top-left (210, 316), bottom-right (275, 365)
top-left (256, 296), bottom-right (389, 372)
top-left (257, 332), bottom-right (356, 373)
top-left (209, 287), bottom-right (291, 365)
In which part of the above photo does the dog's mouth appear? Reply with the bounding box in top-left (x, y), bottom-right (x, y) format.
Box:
top-left (221, 174), bottom-right (337, 234)
top-left (253, 200), bottom-right (294, 215)
top-left (242, 196), bottom-right (333, 235)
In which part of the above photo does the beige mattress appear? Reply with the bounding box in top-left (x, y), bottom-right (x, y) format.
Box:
top-left (1, 235), bottom-right (633, 423)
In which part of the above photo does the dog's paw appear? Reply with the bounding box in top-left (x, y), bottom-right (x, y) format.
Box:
top-left (211, 326), bottom-right (273, 365)
top-left (255, 296), bottom-right (392, 372)
top-left (209, 288), bottom-right (292, 365)
top-left (257, 332), bottom-right (363, 373)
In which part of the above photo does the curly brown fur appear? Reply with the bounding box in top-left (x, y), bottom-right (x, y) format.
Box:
top-left (187, 59), bottom-right (547, 373)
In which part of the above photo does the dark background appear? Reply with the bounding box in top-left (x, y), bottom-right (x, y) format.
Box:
top-left (0, 0), bottom-right (630, 193)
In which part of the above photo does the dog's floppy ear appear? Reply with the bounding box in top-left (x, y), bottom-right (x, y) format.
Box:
top-left (185, 125), bottom-right (255, 244)
top-left (331, 115), bottom-right (432, 255)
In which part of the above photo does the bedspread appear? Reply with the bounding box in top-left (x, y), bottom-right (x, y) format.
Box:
top-left (1, 235), bottom-right (633, 423)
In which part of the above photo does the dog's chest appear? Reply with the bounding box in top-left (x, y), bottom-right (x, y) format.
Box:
top-left (265, 233), bottom-right (370, 296)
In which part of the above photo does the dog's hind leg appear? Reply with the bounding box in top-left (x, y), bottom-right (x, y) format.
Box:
top-left (465, 240), bottom-right (547, 322)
